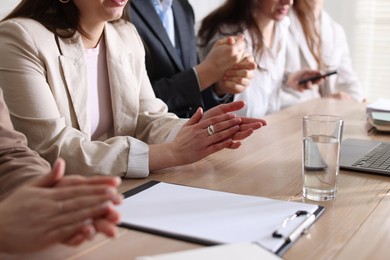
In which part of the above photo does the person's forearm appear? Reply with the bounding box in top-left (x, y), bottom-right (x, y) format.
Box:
top-left (0, 151), bottom-right (49, 200)
top-left (195, 62), bottom-right (223, 91)
top-left (148, 143), bottom-right (182, 171)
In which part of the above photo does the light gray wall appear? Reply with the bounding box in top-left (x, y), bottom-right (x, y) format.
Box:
top-left (0, 0), bottom-right (20, 18)
top-left (324, 0), bottom-right (357, 58)
top-left (189, 0), bottom-right (224, 30)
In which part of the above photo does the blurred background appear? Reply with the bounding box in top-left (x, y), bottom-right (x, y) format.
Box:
top-left (2, 0), bottom-right (388, 102)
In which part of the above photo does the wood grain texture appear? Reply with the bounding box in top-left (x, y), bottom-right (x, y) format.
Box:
top-left (3, 98), bottom-right (389, 260)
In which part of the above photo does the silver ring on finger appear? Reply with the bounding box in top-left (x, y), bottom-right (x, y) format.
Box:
top-left (207, 124), bottom-right (215, 136)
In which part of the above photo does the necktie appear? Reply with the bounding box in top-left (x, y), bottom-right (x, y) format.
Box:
top-left (153, 0), bottom-right (175, 46)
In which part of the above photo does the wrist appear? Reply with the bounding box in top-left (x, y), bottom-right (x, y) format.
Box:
top-left (195, 62), bottom-right (222, 90)
top-left (212, 84), bottom-right (225, 96)
top-left (149, 143), bottom-right (180, 171)
top-left (211, 87), bottom-right (233, 103)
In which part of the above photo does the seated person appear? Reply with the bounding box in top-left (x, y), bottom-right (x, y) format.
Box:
top-left (0, 89), bottom-right (122, 253)
top-left (281, 0), bottom-right (365, 108)
top-left (129, 0), bottom-right (257, 117)
top-left (0, 0), bottom-right (266, 177)
top-left (198, 0), bottom-right (322, 118)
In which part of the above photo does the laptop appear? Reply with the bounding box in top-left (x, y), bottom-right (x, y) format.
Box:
top-left (339, 138), bottom-right (390, 175)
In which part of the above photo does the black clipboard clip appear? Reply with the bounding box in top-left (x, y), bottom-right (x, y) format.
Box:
top-left (272, 210), bottom-right (315, 243)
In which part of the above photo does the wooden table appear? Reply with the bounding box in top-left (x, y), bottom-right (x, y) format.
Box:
top-left (6, 98), bottom-right (390, 260)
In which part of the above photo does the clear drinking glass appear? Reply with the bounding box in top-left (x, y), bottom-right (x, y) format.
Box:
top-left (302, 115), bottom-right (343, 201)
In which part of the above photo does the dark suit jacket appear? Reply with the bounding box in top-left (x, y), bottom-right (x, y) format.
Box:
top-left (129, 0), bottom-right (204, 118)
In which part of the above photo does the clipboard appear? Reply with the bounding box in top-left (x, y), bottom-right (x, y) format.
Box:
top-left (117, 181), bottom-right (324, 256)
top-left (136, 243), bottom-right (283, 260)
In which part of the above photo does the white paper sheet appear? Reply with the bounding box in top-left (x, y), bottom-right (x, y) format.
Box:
top-left (116, 182), bottom-right (322, 253)
top-left (367, 98), bottom-right (390, 112)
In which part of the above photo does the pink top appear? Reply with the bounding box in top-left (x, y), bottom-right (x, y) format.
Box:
top-left (84, 41), bottom-right (113, 140)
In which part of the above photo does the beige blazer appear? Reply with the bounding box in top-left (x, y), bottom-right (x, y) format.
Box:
top-left (0, 18), bottom-right (183, 177)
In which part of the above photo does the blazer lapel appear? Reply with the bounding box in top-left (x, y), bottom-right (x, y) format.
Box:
top-left (131, 0), bottom-right (184, 70)
top-left (103, 23), bottom-right (139, 135)
top-left (172, 0), bottom-right (195, 69)
top-left (57, 35), bottom-right (91, 136)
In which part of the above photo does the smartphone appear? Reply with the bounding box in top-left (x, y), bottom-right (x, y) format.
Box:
top-left (299, 70), bottom-right (338, 85)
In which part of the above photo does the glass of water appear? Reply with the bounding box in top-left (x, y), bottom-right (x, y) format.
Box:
top-left (302, 115), bottom-right (343, 201)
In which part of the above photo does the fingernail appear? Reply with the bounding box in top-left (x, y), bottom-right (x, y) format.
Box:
top-left (87, 227), bottom-right (96, 240)
top-left (100, 201), bottom-right (112, 209)
top-left (112, 194), bottom-right (124, 204)
top-left (105, 187), bottom-right (116, 194)
top-left (114, 176), bottom-right (122, 185)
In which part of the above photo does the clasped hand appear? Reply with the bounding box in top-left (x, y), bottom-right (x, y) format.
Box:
top-left (170, 101), bottom-right (267, 165)
top-left (203, 35), bottom-right (257, 96)
top-left (0, 158), bottom-right (123, 253)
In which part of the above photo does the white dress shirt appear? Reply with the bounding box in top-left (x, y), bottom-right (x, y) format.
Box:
top-left (282, 9), bottom-right (364, 108)
top-left (199, 18), bottom-right (290, 118)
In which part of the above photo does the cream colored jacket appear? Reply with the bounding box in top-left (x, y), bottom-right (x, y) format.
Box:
top-left (0, 18), bottom-right (183, 178)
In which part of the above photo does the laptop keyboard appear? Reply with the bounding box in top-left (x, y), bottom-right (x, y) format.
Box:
top-left (352, 143), bottom-right (390, 170)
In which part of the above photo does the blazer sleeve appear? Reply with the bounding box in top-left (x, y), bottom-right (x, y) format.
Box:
top-left (149, 68), bottom-right (202, 118)
top-left (0, 19), bottom-right (183, 178)
top-left (0, 89), bottom-right (50, 199)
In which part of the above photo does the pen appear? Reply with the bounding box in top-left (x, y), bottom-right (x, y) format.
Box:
top-left (272, 211), bottom-right (315, 243)
top-left (286, 213), bottom-right (315, 243)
